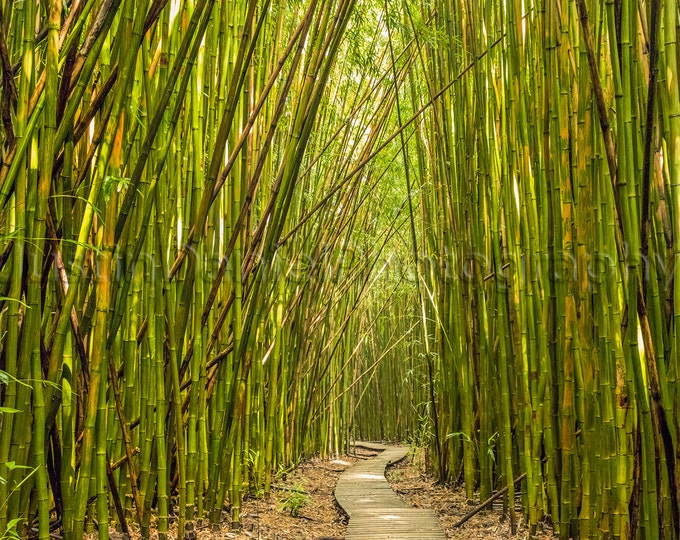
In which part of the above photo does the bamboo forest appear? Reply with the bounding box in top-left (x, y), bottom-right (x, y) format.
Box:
top-left (1, 0), bottom-right (680, 538)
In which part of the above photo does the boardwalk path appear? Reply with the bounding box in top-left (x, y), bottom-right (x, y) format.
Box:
top-left (335, 442), bottom-right (446, 539)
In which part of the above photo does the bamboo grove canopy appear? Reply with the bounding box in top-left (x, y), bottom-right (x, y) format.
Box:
top-left (0, 0), bottom-right (680, 538)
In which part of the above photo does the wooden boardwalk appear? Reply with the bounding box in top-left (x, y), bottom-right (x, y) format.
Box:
top-left (335, 442), bottom-right (446, 539)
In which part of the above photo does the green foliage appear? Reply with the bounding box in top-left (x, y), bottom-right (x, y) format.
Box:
top-left (0, 371), bottom-right (26, 389)
top-left (0, 518), bottom-right (22, 540)
top-left (102, 175), bottom-right (132, 202)
top-left (277, 483), bottom-right (309, 517)
top-left (486, 432), bottom-right (498, 464)
top-left (0, 370), bottom-right (34, 539)
top-left (0, 463), bottom-right (37, 539)
top-left (407, 401), bottom-right (432, 451)
top-left (445, 431), bottom-right (471, 443)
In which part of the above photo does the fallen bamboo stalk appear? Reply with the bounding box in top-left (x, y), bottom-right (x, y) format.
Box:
top-left (453, 471), bottom-right (528, 528)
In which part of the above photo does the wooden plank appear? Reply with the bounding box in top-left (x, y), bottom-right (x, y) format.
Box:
top-left (336, 443), bottom-right (446, 539)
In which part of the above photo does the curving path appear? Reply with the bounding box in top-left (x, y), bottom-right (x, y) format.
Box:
top-left (335, 442), bottom-right (446, 539)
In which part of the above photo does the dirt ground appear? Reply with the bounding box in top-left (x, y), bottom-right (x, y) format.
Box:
top-left (99, 445), bottom-right (553, 539)
top-left (203, 452), bottom-right (360, 540)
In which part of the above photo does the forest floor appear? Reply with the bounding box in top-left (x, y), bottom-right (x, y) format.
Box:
top-left (385, 448), bottom-right (554, 539)
top-left (214, 444), bottom-right (552, 540)
top-left (210, 450), bottom-right (360, 540)
top-left (104, 445), bottom-right (552, 539)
